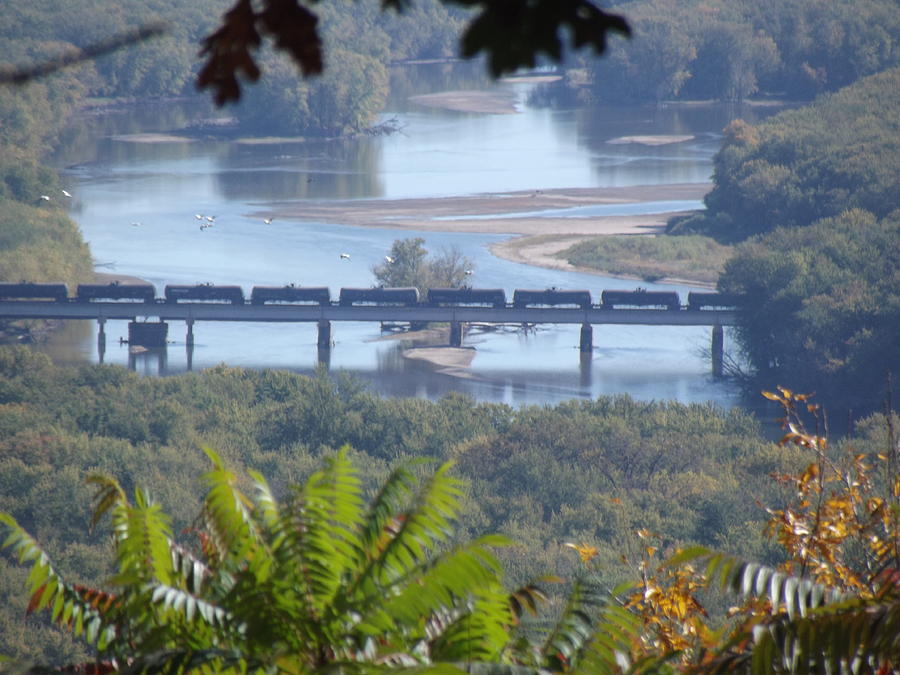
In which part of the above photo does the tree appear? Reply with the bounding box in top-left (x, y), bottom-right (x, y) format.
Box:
top-left (717, 209), bottom-right (900, 413)
top-left (372, 237), bottom-right (473, 295)
top-left (0, 448), bottom-right (634, 672)
top-left (564, 389), bottom-right (900, 673)
top-left (0, 1), bottom-right (630, 107)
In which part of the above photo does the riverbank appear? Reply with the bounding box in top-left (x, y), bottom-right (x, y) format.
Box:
top-left (265, 182), bottom-right (712, 285)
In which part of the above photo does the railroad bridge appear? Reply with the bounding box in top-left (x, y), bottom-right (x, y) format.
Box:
top-left (0, 283), bottom-right (738, 375)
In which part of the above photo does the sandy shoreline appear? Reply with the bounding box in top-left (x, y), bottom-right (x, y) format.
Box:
top-left (263, 183), bottom-right (709, 234)
top-left (263, 182), bottom-right (710, 283)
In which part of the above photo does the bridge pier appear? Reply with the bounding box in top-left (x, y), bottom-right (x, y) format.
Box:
top-left (317, 320), bottom-right (331, 349)
top-left (97, 318), bottom-right (106, 363)
top-left (711, 324), bottom-right (724, 378)
top-left (579, 322), bottom-right (593, 352)
top-left (129, 321), bottom-right (168, 347)
top-left (449, 321), bottom-right (463, 347)
top-left (186, 319), bottom-right (194, 347)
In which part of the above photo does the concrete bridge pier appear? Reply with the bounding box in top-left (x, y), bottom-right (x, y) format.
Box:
top-left (97, 318), bottom-right (106, 363)
top-left (711, 324), bottom-right (724, 377)
top-left (186, 319), bottom-right (195, 347)
top-left (449, 321), bottom-right (463, 347)
top-left (579, 322), bottom-right (593, 352)
top-left (317, 320), bottom-right (332, 349)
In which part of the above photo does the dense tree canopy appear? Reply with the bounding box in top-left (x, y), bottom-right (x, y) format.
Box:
top-left (669, 67), bottom-right (900, 241)
top-left (0, 346), bottom-right (811, 663)
top-left (718, 209), bottom-right (900, 412)
top-left (1, 352), bottom-right (898, 672)
top-left (586, 0), bottom-right (899, 105)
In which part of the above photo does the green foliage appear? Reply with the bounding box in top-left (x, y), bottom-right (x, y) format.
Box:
top-left (719, 209), bottom-right (900, 412)
top-left (373, 237), bottom-right (474, 296)
top-left (561, 234), bottom-right (731, 284)
top-left (0, 448), bottom-right (648, 672)
top-left (0, 197), bottom-right (93, 285)
top-left (588, 0), bottom-right (900, 105)
top-left (0, 350), bottom-right (813, 662)
top-left (677, 68), bottom-right (900, 241)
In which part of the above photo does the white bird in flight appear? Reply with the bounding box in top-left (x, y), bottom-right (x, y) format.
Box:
top-left (340, 253), bottom-right (351, 260)
top-left (464, 269), bottom-right (474, 276)
top-left (205, 215), bottom-right (216, 222)
top-left (130, 222), bottom-right (141, 227)
top-left (61, 189), bottom-right (72, 198)
top-left (39, 195), bottom-right (50, 201)
top-left (384, 256), bottom-right (395, 264)
top-left (263, 217), bottom-right (274, 224)
top-left (195, 214), bottom-right (204, 220)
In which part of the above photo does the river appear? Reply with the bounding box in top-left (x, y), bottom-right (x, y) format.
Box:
top-left (42, 66), bottom-right (782, 408)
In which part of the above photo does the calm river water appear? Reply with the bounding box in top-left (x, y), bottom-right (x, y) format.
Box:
top-left (42, 67), bottom-right (781, 408)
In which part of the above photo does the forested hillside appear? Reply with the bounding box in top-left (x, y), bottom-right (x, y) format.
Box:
top-left (0, 32), bottom-right (94, 315)
top-left (0, 347), bottom-right (812, 663)
top-left (660, 70), bottom-right (900, 413)
top-left (673, 68), bottom-right (900, 241)
top-left (3, 349), bottom-right (899, 668)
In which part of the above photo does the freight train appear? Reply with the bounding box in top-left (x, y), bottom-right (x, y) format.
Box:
top-left (0, 282), bottom-right (742, 310)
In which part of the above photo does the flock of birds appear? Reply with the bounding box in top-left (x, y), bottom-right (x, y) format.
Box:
top-left (39, 189), bottom-right (476, 270)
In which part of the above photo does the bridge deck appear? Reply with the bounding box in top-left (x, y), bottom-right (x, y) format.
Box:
top-left (0, 301), bottom-right (735, 326)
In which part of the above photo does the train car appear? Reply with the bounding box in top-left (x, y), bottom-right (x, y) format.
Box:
top-left (687, 292), bottom-right (741, 310)
top-left (339, 287), bottom-right (419, 307)
top-left (600, 289), bottom-right (680, 311)
top-left (250, 285), bottom-right (331, 306)
top-left (164, 284), bottom-right (244, 305)
top-left (76, 282), bottom-right (156, 303)
top-left (512, 288), bottom-right (593, 309)
top-left (427, 287), bottom-right (506, 308)
top-left (0, 282), bottom-right (68, 302)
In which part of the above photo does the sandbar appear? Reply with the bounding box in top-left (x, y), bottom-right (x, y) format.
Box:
top-left (409, 89), bottom-right (519, 114)
top-left (264, 183), bottom-right (709, 236)
top-left (111, 133), bottom-right (194, 143)
top-left (607, 135), bottom-right (695, 146)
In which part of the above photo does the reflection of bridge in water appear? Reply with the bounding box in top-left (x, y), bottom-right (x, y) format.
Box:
top-left (0, 296), bottom-right (735, 376)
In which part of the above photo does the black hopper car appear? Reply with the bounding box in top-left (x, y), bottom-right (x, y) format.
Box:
top-left (339, 287), bottom-right (420, 307)
top-left (427, 287), bottom-right (507, 308)
top-left (687, 292), bottom-right (741, 310)
top-left (513, 288), bottom-right (592, 309)
top-left (250, 285), bottom-right (331, 306)
top-left (77, 282), bottom-right (156, 303)
top-left (601, 289), bottom-right (681, 311)
top-left (0, 282), bottom-right (69, 302)
top-left (164, 284), bottom-right (245, 305)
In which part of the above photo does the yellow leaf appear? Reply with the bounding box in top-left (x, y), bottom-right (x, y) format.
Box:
top-left (762, 390), bottom-right (781, 401)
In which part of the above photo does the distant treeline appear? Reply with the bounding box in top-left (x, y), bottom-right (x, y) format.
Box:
top-left (585, 0), bottom-right (900, 104)
top-left (1, 0), bottom-right (465, 137)
top-left (0, 347), bottom-right (827, 663)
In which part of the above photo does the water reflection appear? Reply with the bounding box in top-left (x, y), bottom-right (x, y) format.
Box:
top-left (214, 138), bottom-right (385, 200)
